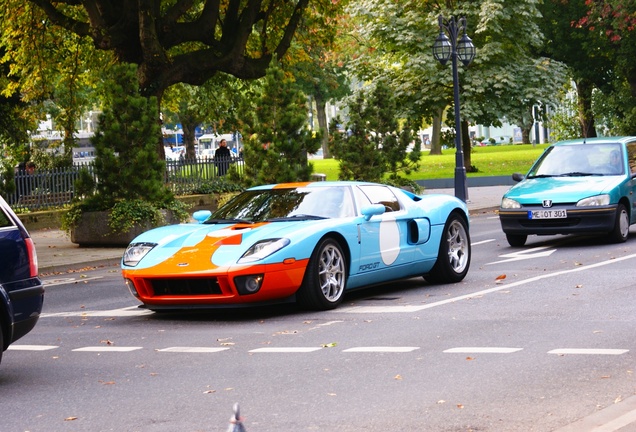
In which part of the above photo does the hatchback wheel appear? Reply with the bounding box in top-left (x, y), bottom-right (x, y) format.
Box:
top-left (609, 203), bottom-right (629, 243)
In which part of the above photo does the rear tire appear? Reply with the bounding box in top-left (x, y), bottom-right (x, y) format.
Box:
top-left (506, 233), bottom-right (527, 247)
top-left (609, 203), bottom-right (629, 243)
top-left (424, 213), bottom-right (470, 284)
top-left (297, 238), bottom-right (347, 310)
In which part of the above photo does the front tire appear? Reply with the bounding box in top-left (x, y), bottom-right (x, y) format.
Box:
top-left (609, 203), bottom-right (629, 243)
top-left (297, 238), bottom-right (347, 310)
top-left (424, 213), bottom-right (471, 284)
top-left (506, 233), bottom-right (527, 247)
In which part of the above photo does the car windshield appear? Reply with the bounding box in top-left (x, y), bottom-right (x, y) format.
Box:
top-left (527, 143), bottom-right (624, 177)
top-left (207, 186), bottom-right (355, 223)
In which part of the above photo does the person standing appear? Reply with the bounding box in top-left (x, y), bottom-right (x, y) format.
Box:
top-left (214, 139), bottom-right (232, 176)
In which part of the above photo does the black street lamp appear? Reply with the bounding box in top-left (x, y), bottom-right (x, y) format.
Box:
top-left (432, 15), bottom-right (476, 203)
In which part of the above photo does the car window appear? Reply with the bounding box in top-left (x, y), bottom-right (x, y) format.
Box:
top-left (0, 205), bottom-right (13, 228)
top-left (357, 185), bottom-right (401, 212)
top-left (529, 143), bottom-right (623, 176)
top-left (212, 186), bottom-right (355, 221)
top-left (627, 142), bottom-right (636, 174)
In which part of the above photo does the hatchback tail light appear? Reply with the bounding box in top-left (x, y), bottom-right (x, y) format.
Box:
top-left (24, 237), bottom-right (39, 277)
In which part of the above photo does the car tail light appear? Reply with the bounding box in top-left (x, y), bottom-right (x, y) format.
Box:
top-left (24, 237), bottom-right (39, 277)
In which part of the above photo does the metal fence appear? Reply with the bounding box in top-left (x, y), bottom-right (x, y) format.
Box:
top-left (5, 156), bottom-right (244, 211)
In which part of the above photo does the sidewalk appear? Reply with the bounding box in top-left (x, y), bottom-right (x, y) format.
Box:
top-left (31, 185), bottom-right (510, 274)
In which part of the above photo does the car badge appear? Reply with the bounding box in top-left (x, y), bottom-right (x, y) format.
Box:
top-left (542, 200), bottom-right (553, 208)
top-left (177, 263), bottom-right (189, 267)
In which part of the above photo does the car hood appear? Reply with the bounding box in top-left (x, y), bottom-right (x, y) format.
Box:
top-left (124, 218), bottom-right (345, 270)
top-left (504, 176), bottom-right (624, 204)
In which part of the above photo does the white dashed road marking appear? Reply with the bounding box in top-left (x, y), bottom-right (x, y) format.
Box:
top-left (249, 347), bottom-right (323, 353)
top-left (548, 349), bottom-right (629, 355)
top-left (342, 347), bottom-right (419, 353)
top-left (444, 347), bottom-right (523, 354)
top-left (7, 345), bottom-right (58, 351)
top-left (157, 347), bottom-right (230, 353)
top-left (72, 346), bottom-right (143, 352)
top-left (41, 306), bottom-right (152, 318)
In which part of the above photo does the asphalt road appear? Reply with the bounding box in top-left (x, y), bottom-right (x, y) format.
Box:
top-left (2, 212), bottom-right (635, 432)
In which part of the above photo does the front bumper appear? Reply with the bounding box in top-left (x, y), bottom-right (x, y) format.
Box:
top-left (499, 204), bottom-right (617, 236)
top-left (122, 259), bottom-right (309, 308)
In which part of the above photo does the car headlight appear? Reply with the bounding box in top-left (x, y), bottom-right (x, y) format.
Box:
top-left (238, 238), bottom-right (290, 263)
top-left (501, 197), bottom-right (521, 209)
top-left (576, 194), bottom-right (610, 207)
top-left (123, 242), bottom-right (157, 266)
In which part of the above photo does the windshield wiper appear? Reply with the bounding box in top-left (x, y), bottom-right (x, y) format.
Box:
top-left (557, 172), bottom-right (600, 177)
top-left (267, 214), bottom-right (328, 222)
top-left (204, 218), bottom-right (254, 225)
top-left (527, 174), bottom-right (554, 179)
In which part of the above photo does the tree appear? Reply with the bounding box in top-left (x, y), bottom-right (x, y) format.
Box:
top-left (21, 0), bottom-right (341, 160)
top-left (1, 1), bottom-right (107, 159)
top-left (239, 59), bottom-right (321, 187)
top-left (330, 80), bottom-right (419, 186)
top-left (347, 0), bottom-right (568, 169)
top-left (162, 74), bottom-right (244, 159)
top-left (88, 63), bottom-right (172, 209)
top-left (26, 1), bottom-right (337, 98)
top-left (538, 0), bottom-right (613, 138)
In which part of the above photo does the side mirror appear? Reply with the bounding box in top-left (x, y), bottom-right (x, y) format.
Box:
top-left (192, 210), bottom-right (212, 224)
top-left (512, 173), bottom-right (525, 182)
top-left (361, 204), bottom-right (385, 221)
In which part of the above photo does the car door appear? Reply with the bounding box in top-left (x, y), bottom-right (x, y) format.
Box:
top-left (625, 141), bottom-right (636, 223)
top-left (351, 185), bottom-right (416, 282)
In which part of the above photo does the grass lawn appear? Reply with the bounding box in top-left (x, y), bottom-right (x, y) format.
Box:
top-left (311, 143), bottom-right (549, 181)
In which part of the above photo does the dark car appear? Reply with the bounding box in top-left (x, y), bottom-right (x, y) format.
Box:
top-left (0, 194), bottom-right (44, 364)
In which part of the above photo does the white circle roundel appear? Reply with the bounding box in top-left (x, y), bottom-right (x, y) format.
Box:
top-left (379, 218), bottom-right (400, 265)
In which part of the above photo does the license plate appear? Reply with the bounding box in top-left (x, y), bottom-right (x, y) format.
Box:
top-left (528, 209), bottom-right (567, 219)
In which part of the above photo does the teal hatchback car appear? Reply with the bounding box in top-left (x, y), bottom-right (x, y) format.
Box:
top-left (499, 137), bottom-right (636, 246)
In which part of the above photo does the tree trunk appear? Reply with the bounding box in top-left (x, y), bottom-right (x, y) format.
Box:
top-left (430, 109), bottom-right (443, 155)
top-left (576, 78), bottom-right (597, 138)
top-left (315, 94), bottom-right (330, 158)
top-left (521, 128), bottom-right (531, 144)
top-left (182, 122), bottom-right (197, 159)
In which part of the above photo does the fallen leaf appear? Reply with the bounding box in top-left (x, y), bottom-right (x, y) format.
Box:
top-left (100, 339), bottom-right (114, 345)
top-left (99, 381), bottom-right (116, 385)
top-left (457, 404), bottom-right (464, 409)
top-left (495, 274), bottom-right (506, 280)
top-left (394, 375), bottom-right (402, 380)
top-left (601, 375), bottom-right (610, 379)
top-left (321, 342), bottom-right (337, 348)
top-left (437, 400), bottom-right (446, 404)
top-left (64, 417), bottom-right (78, 421)
top-left (575, 284), bottom-right (583, 288)
top-left (615, 396), bottom-right (623, 404)
top-left (327, 393), bottom-right (337, 396)
top-left (466, 357), bottom-right (474, 361)
top-left (203, 390), bottom-right (216, 394)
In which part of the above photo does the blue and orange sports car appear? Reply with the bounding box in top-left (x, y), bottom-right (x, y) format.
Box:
top-left (121, 181), bottom-right (471, 311)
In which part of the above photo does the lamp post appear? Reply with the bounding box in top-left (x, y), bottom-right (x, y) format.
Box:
top-left (432, 15), bottom-right (476, 203)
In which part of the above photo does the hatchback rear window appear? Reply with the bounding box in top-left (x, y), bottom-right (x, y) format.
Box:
top-left (0, 207), bottom-right (13, 228)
